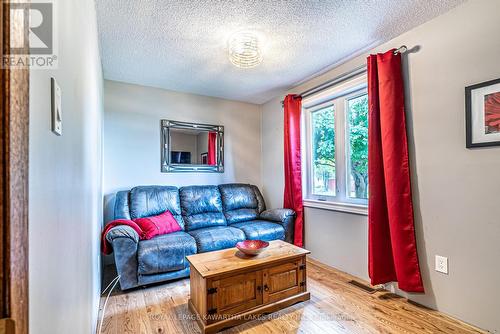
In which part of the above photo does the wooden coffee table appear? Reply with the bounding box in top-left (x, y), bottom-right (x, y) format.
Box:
top-left (186, 240), bottom-right (310, 334)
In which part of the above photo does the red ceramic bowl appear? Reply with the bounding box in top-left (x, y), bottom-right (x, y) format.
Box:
top-left (236, 240), bottom-right (269, 256)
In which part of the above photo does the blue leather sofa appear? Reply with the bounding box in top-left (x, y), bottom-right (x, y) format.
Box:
top-left (105, 183), bottom-right (295, 290)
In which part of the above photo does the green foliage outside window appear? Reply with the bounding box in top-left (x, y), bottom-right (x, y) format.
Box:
top-left (348, 95), bottom-right (368, 199)
top-left (312, 106), bottom-right (335, 195)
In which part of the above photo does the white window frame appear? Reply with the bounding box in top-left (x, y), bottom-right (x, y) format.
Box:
top-left (302, 73), bottom-right (368, 215)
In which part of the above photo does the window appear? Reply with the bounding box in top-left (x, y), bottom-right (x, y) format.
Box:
top-left (303, 74), bottom-right (368, 214)
top-left (311, 104), bottom-right (336, 197)
top-left (346, 93), bottom-right (368, 200)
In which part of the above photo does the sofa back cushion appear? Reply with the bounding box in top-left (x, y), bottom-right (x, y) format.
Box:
top-left (113, 190), bottom-right (131, 220)
top-left (219, 184), bottom-right (266, 224)
top-left (180, 185), bottom-right (226, 231)
top-left (129, 186), bottom-right (184, 229)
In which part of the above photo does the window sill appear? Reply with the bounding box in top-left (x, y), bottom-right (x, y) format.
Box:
top-left (303, 199), bottom-right (368, 216)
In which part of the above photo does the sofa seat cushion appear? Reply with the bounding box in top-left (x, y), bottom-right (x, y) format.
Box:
top-left (230, 220), bottom-right (285, 241)
top-left (137, 231), bottom-right (196, 275)
top-left (187, 226), bottom-right (245, 253)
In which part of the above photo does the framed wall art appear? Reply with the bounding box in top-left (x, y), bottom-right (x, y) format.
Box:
top-left (466, 78), bottom-right (500, 148)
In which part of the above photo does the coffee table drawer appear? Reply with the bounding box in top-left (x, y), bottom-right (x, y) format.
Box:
top-left (262, 258), bottom-right (305, 304)
top-left (207, 271), bottom-right (263, 319)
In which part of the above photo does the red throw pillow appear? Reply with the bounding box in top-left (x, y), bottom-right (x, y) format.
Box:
top-left (133, 210), bottom-right (182, 239)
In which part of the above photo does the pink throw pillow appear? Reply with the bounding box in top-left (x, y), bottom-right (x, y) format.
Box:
top-left (133, 210), bottom-right (181, 239)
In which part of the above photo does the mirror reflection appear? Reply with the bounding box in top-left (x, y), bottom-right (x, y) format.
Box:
top-left (161, 120), bottom-right (224, 173)
top-left (170, 129), bottom-right (219, 166)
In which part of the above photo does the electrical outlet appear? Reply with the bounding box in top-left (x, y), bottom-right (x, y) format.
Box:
top-left (435, 255), bottom-right (448, 274)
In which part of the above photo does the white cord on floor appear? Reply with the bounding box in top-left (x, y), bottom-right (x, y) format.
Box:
top-left (98, 275), bottom-right (121, 334)
top-left (101, 275), bottom-right (121, 296)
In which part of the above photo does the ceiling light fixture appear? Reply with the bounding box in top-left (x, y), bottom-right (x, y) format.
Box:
top-left (228, 31), bottom-right (263, 69)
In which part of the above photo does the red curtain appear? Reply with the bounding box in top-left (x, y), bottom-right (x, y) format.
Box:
top-left (207, 132), bottom-right (217, 166)
top-left (367, 49), bottom-right (424, 293)
top-left (283, 95), bottom-right (304, 247)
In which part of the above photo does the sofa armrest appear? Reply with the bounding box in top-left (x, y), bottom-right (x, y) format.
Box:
top-left (105, 226), bottom-right (139, 290)
top-left (260, 209), bottom-right (295, 244)
top-left (106, 225), bottom-right (140, 244)
top-left (260, 208), bottom-right (294, 222)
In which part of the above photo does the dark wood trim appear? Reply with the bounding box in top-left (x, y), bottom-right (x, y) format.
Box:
top-left (465, 77), bottom-right (500, 148)
top-left (1, 1), bottom-right (30, 333)
top-left (0, 319), bottom-right (15, 334)
top-left (0, 0), bottom-right (5, 322)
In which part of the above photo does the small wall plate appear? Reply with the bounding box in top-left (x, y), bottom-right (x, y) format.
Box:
top-left (51, 77), bottom-right (62, 136)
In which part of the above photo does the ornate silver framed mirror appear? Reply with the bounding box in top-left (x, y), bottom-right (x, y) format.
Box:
top-left (161, 120), bottom-right (224, 173)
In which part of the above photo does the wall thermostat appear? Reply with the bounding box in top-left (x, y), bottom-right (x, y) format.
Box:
top-left (51, 77), bottom-right (62, 136)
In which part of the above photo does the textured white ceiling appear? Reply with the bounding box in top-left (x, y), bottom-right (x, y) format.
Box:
top-left (96, 0), bottom-right (464, 104)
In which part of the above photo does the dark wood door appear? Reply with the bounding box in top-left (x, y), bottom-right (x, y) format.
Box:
top-left (0, 1), bottom-right (30, 333)
top-left (262, 258), bottom-right (305, 304)
top-left (208, 271), bottom-right (263, 320)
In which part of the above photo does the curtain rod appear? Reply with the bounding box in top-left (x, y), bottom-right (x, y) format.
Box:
top-left (281, 45), bottom-right (407, 107)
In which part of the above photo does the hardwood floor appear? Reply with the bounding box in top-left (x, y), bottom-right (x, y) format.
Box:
top-left (98, 259), bottom-right (484, 334)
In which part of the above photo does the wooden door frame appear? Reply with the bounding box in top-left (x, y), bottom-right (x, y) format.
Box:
top-left (0, 1), bottom-right (30, 334)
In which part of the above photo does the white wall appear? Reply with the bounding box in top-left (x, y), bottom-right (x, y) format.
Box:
top-left (103, 80), bottom-right (262, 221)
top-left (196, 132), bottom-right (209, 164)
top-left (29, 1), bottom-right (103, 333)
top-left (261, 1), bottom-right (500, 332)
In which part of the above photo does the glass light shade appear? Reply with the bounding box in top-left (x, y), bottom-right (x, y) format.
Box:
top-left (228, 31), bottom-right (263, 69)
